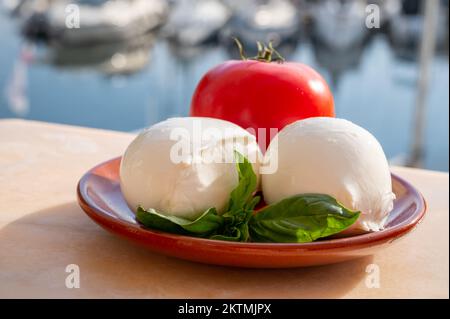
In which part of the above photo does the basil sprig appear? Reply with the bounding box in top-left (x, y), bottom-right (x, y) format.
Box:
top-left (136, 151), bottom-right (360, 243)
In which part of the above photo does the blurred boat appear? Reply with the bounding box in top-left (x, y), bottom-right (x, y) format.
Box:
top-left (388, 0), bottom-right (449, 61)
top-left (2, 0), bottom-right (30, 16)
top-left (220, 0), bottom-right (301, 56)
top-left (310, 33), bottom-right (366, 89)
top-left (309, 0), bottom-right (373, 89)
top-left (162, 0), bottom-right (231, 47)
top-left (310, 0), bottom-right (369, 51)
top-left (369, 0), bottom-right (402, 27)
top-left (166, 41), bottom-right (218, 62)
top-left (1, 0), bottom-right (44, 17)
top-left (279, 0), bottom-right (316, 24)
top-left (39, 33), bottom-right (156, 75)
top-left (21, 0), bottom-right (169, 45)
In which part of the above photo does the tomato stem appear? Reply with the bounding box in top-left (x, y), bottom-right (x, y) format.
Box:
top-left (233, 38), bottom-right (285, 63)
top-left (233, 37), bottom-right (247, 61)
top-left (268, 41), bottom-right (285, 63)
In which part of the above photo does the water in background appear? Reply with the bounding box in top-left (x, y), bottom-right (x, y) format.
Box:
top-left (0, 0), bottom-right (448, 171)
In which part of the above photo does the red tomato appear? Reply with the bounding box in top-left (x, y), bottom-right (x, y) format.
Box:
top-left (190, 60), bottom-right (335, 150)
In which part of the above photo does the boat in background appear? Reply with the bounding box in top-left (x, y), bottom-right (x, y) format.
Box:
top-left (21, 0), bottom-right (169, 45)
top-left (1, 0), bottom-right (43, 17)
top-left (310, 0), bottom-right (369, 51)
top-left (369, 0), bottom-right (402, 27)
top-left (37, 32), bottom-right (156, 75)
top-left (388, 0), bottom-right (449, 61)
top-left (310, 34), bottom-right (367, 90)
top-left (308, 0), bottom-right (373, 89)
top-left (162, 0), bottom-right (231, 47)
top-left (220, 0), bottom-right (301, 57)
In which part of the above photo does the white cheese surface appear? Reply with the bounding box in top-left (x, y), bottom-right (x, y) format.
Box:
top-left (262, 117), bottom-right (395, 233)
top-left (120, 117), bottom-right (261, 219)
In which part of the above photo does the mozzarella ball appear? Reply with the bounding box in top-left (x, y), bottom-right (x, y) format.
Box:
top-left (120, 117), bottom-right (261, 219)
top-left (262, 117), bottom-right (395, 233)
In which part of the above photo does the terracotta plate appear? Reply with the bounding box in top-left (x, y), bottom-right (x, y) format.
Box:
top-left (77, 157), bottom-right (426, 268)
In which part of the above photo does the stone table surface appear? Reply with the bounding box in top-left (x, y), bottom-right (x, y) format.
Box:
top-left (0, 119), bottom-right (448, 298)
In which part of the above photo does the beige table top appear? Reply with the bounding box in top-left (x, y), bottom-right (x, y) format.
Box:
top-left (0, 119), bottom-right (448, 299)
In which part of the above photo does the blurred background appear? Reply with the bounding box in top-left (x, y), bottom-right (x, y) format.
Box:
top-left (0, 0), bottom-right (448, 171)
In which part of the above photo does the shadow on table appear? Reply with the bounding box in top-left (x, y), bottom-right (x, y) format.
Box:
top-left (0, 202), bottom-right (373, 298)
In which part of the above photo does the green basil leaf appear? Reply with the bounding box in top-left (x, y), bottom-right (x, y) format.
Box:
top-left (136, 206), bottom-right (223, 236)
top-left (245, 195), bottom-right (261, 211)
top-left (136, 206), bottom-right (186, 234)
top-left (249, 194), bottom-right (360, 243)
top-left (221, 208), bottom-right (254, 242)
top-left (209, 228), bottom-right (241, 241)
top-left (226, 150), bottom-right (259, 214)
top-left (238, 221), bottom-right (250, 242)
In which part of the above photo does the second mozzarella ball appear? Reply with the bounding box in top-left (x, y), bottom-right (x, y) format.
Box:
top-left (262, 117), bottom-right (395, 233)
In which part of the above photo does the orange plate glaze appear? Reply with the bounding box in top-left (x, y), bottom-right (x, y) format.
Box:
top-left (77, 157), bottom-right (427, 268)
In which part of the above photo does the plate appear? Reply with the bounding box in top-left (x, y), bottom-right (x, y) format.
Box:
top-left (77, 157), bottom-right (426, 268)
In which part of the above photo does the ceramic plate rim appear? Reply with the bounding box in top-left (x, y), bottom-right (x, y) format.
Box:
top-left (77, 157), bottom-right (427, 251)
